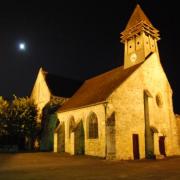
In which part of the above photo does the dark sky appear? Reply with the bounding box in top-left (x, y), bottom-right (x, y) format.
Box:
top-left (0, 1), bottom-right (180, 113)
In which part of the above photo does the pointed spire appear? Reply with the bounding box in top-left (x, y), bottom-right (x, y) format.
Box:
top-left (39, 67), bottom-right (47, 76)
top-left (125, 4), bottom-right (153, 30)
top-left (121, 4), bottom-right (160, 42)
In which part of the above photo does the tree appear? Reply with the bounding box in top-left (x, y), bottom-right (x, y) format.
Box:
top-left (0, 97), bottom-right (9, 143)
top-left (9, 96), bottom-right (38, 150)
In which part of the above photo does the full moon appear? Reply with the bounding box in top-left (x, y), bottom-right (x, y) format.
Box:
top-left (19, 43), bottom-right (26, 51)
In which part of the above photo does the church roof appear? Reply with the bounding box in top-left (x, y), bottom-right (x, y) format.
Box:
top-left (59, 63), bottom-right (141, 112)
top-left (125, 4), bottom-right (153, 30)
top-left (45, 73), bottom-right (83, 98)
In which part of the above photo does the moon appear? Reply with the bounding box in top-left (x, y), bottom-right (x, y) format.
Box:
top-left (19, 42), bottom-right (26, 51)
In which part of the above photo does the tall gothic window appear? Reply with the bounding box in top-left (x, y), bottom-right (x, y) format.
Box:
top-left (88, 112), bottom-right (98, 139)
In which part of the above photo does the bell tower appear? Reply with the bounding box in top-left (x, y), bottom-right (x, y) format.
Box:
top-left (121, 5), bottom-right (160, 69)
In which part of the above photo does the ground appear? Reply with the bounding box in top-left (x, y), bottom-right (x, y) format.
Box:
top-left (0, 153), bottom-right (180, 180)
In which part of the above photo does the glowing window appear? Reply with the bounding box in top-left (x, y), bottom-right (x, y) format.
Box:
top-left (88, 113), bottom-right (98, 139)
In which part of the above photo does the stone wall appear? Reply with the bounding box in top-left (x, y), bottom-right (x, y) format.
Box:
top-left (108, 53), bottom-right (180, 160)
top-left (175, 114), bottom-right (180, 148)
top-left (56, 104), bottom-right (106, 158)
top-left (176, 115), bottom-right (180, 122)
top-left (55, 53), bottom-right (180, 160)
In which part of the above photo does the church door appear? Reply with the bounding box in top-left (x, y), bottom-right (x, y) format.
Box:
top-left (106, 113), bottom-right (116, 159)
top-left (159, 136), bottom-right (166, 156)
top-left (132, 134), bottom-right (140, 160)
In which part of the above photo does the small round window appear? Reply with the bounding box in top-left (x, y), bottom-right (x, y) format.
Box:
top-left (156, 93), bottom-right (163, 107)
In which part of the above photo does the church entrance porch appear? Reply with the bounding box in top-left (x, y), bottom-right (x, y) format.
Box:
top-left (106, 112), bottom-right (116, 159)
top-left (144, 90), bottom-right (155, 159)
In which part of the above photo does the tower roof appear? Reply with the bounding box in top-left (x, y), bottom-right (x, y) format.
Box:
top-left (121, 4), bottom-right (160, 42)
top-left (125, 4), bottom-right (153, 30)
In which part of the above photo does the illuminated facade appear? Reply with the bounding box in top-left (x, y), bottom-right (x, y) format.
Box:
top-left (31, 67), bottom-right (82, 123)
top-left (54, 5), bottom-right (180, 160)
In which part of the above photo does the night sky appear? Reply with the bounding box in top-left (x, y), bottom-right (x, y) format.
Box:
top-left (0, 1), bottom-right (180, 113)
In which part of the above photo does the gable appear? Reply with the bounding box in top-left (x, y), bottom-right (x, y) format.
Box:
top-left (31, 68), bottom-right (50, 105)
top-left (108, 53), bottom-right (172, 107)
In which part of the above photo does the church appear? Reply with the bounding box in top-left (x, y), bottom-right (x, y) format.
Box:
top-left (31, 67), bottom-right (82, 123)
top-left (53, 5), bottom-right (180, 160)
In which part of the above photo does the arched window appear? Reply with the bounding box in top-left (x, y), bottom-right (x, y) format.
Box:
top-left (88, 112), bottom-right (98, 139)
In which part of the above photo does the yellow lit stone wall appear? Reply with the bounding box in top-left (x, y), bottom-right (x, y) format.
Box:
top-left (31, 68), bottom-right (51, 122)
top-left (175, 114), bottom-right (180, 148)
top-left (55, 52), bottom-right (180, 160)
top-left (108, 52), bottom-right (180, 160)
top-left (54, 133), bottom-right (58, 152)
top-left (56, 104), bottom-right (106, 157)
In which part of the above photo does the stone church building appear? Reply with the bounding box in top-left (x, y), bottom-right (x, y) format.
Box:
top-left (31, 67), bottom-right (82, 122)
top-left (53, 5), bottom-right (180, 160)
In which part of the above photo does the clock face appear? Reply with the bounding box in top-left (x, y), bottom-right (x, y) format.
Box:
top-left (130, 53), bottom-right (137, 63)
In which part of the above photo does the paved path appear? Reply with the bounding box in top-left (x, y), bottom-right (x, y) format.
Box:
top-left (0, 153), bottom-right (180, 179)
